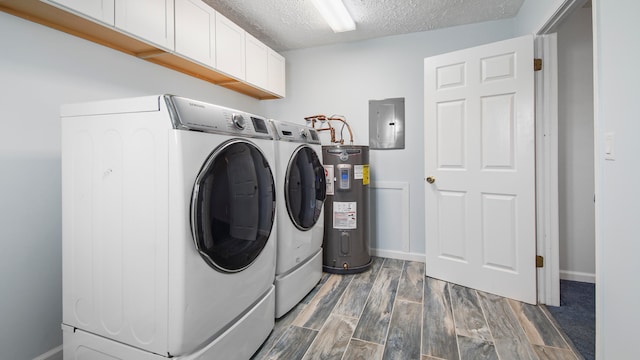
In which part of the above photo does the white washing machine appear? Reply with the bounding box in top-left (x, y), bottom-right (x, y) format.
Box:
top-left (61, 95), bottom-right (277, 359)
top-left (269, 120), bottom-right (326, 318)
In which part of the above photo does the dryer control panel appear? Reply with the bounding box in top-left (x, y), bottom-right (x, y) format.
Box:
top-left (269, 119), bottom-right (320, 144)
top-left (165, 95), bottom-right (273, 139)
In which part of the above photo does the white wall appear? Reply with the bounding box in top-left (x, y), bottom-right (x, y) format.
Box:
top-left (593, 0), bottom-right (640, 358)
top-left (557, 7), bottom-right (595, 283)
top-left (0, 12), bottom-right (258, 360)
top-left (260, 20), bottom-right (516, 259)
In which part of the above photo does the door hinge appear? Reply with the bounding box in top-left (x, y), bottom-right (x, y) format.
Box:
top-left (534, 58), bottom-right (542, 71)
top-left (536, 255), bottom-right (544, 268)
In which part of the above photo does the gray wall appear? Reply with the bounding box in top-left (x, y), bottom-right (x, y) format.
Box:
top-left (0, 12), bottom-right (259, 360)
top-left (593, 0), bottom-right (640, 357)
top-left (557, 6), bottom-right (595, 283)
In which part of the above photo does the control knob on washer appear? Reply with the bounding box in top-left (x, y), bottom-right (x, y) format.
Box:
top-left (232, 113), bottom-right (246, 130)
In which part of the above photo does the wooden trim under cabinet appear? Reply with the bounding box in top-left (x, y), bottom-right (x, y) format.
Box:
top-left (0, 0), bottom-right (281, 100)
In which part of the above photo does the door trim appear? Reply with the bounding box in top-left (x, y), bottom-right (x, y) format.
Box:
top-left (534, 0), bottom-right (590, 306)
top-left (535, 34), bottom-right (560, 306)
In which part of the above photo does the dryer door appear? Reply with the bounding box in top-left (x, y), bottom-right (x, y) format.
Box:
top-left (285, 145), bottom-right (326, 231)
top-left (191, 139), bottom-right (275, 272)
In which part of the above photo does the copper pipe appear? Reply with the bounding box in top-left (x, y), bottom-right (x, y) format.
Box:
top-left (304, 115), bottom-right (327, 121)
top-left (304, 114), bottom-right (353, 144)
top-left (327, 116), bottom-right (354, 144)
top-left (305, 114), bottom-right (336, 143)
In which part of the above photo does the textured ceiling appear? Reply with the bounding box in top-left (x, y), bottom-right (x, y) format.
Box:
top-left (203, 0), bottom-right (525, 52)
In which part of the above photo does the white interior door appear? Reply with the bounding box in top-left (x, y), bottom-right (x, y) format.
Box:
top-left (424, 35), bottom-right (536, 304)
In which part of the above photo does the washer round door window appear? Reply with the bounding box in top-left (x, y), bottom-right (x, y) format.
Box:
top-left (285, 146), bottom-right (326, 231)
top-left (192, 140), bottom-right (275, 273)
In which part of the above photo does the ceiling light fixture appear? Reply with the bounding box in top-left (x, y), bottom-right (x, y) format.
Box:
top-left (311, 0), bottom-right (356, 33)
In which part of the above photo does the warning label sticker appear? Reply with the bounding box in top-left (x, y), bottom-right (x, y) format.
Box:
top-left (324, 165), bottom-right (334, 195)
top-left (354, 164), bottom-right (370, 185)
top-left (333, 201), bottom-right (357, 229)
top-left (362, 165), bottom-right (370, 185)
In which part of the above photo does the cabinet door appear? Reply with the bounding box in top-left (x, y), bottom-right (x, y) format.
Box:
top-left (174, 0), bottom-right (215, 67)
top-left (268, 50), bottom-right (286, 97)
top-left (115, 0), bottom-right (175, 51)
top-left (245, 33), bottom-right (269, 90)
top-left (44, 0), bottom-right (115, 25)
top-left (215, 12), bottom-right (245, 80)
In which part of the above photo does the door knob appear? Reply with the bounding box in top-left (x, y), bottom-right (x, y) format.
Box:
top-left (426, 176), bottom-right (436, 184)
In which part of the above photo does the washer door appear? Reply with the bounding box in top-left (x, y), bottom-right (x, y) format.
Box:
top-left (285, 146), bottom-right (326, 231)
top-left (191, 139), bottom-right (275, 273)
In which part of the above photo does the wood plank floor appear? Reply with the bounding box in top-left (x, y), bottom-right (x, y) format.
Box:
top-left (251, 257), bottom-right (580, 360)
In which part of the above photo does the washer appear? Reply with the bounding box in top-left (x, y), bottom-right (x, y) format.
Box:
top-left (61, 95), bottom-right (277, 359)
top-left (269, 119), bottom-right (326, 318)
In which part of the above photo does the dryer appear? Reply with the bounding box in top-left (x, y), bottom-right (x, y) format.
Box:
top-left (269, 120), bottom-right (326, 318)
top-left (61, 95), bottom-right (277, 359)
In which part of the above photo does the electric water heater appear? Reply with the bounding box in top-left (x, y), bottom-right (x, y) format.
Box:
top-left (322, 145), bottom-right (371, 274)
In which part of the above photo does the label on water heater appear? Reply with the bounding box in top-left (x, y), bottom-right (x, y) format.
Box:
top-left (324, 165), bottom-right (334, 195)
top-left (333, 201), bottom-right (357, 229)
top-left (354, 165), bottom-right (363, 179)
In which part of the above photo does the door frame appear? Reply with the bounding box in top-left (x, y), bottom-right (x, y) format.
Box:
top-left (535, 33), bottom-right (560, 306)
top-left (534, 0), bottom-right (590, 306)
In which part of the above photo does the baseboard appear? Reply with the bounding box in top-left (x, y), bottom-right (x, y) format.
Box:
top-left (370, 248), bottom-right (425, 263)
top-left (560, 270), bottom-right (596, 283)
top-left (33, 345), bottom-right (62, 360)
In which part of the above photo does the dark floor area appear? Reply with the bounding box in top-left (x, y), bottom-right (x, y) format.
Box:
top-left (546, 280), bottom-right (596, 360)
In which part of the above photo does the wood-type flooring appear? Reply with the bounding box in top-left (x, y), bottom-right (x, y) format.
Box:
top-left (251, 257), bottom-right (581, 360)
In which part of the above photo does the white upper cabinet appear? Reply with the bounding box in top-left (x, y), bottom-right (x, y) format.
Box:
top-left (245, 33), bottom-right (269, 91)
top-left (115, 0), bottom-right (175, 51)
top-left (268, 50), bottom-right (286, 97)
top-left (246, 32), bottom-right (286, 97)
top-left (174, 0), bottom-right (216, 67)
top-left (35, 0), bottom-right (284, 98)
top-left (44, 0), bottom-right (115, 26)
top-left (215, 12), bottom-right (245, 80)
